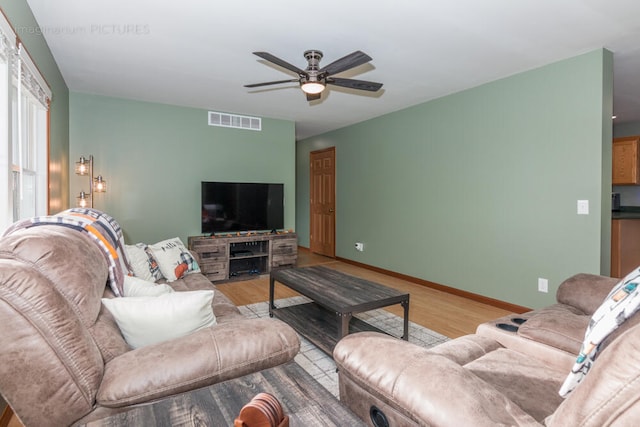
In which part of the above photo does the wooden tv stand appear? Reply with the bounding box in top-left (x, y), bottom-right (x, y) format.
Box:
top-left (188, 232), bottom-right (297, 283)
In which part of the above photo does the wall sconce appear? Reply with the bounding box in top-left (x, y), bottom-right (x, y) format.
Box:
top-left (75, 155), bottom-right (107, 208)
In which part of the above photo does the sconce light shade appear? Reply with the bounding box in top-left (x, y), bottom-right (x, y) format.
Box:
top-left (75, 156), bottom-right (90, 175)
top-left (94, 175), bottom-right (107, 193)
top-left (76, 191), bottom-right (90, 208)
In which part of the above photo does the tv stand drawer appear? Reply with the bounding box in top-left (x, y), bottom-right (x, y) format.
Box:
top-left (188, 238), bottom-right (226, 255)
top-left (189, 233), bottom-right (297, 283)
top-left (202, 270), bottom-right (228, 282)
top-left (272, 254), bottom-right (296, 268)
top-left (272, 240), bottom-right (297, 255)
top-left (199, 259), bottom-right (226, 269)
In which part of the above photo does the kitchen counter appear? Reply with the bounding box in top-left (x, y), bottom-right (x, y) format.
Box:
top-left (612, 206), bottom-right (640, 220)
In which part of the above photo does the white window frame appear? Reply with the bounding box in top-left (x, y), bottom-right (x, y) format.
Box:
top-left (0, 11), bottom-right (51, 231)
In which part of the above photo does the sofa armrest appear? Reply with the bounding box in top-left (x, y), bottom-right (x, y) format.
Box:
top-left (556, 273), bottom-right (618, 315)
top-left (333, 332), bottom-right (538, 426)
top-left (97, 318), bottom-right (299, 407)
top-left (189, 249), bottom-right (202, 266)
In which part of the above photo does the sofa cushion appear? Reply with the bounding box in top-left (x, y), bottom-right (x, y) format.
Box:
top-left (0, 256), bottom-right (106, 427)
top-left (101, 290), bottom-right (216, 349)
top-left (0, 225), bottom-right (110, 328)
top-left (427, 334), bottom-right (503, 365)
top-left (465, 348), bottom-right (565, 422)
top-left (517, 304), bottom-right (588, 355)
top-left (89, 303), bottom-right (132, 362)
top-left (556, 273), bottom-right (619, 315)
top-left (98, 318), bottom-right (300, 407)
top-left (149, 237), bottom-right (200, 282)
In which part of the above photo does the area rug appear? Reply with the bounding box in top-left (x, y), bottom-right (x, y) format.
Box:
top-left (239, 296), bottom-right (449, 398)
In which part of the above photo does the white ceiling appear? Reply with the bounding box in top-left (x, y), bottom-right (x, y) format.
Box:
top-left (25, 0), bottom-right (640, 140)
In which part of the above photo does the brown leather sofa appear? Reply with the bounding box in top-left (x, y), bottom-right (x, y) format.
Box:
top-left (334, 273), bottom-right (640, 426)
top-left (0, 225), bottom-right (300, 427)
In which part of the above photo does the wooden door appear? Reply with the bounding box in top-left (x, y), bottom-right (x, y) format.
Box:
top-left (310, 147), bottom-right (336, 257)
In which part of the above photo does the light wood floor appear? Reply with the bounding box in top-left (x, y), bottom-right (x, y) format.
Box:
top-left (0, 407), bottom-right (21, 427)
top-left (217, 249), bottom-right (514, 339)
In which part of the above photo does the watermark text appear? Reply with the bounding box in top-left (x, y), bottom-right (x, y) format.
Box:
top-left (16, 24), bottom-right (151, 36)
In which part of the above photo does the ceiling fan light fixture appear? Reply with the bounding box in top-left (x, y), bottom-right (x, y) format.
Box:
top-left (246, 50), bottom-right (382, 99)
top-left (301, 81), bottom-right (325, 94)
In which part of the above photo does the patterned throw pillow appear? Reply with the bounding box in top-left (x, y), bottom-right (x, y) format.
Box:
top-left (125, 243), bottom-right (164, 282)
top-left (148, 237), bottom-right (200, 282)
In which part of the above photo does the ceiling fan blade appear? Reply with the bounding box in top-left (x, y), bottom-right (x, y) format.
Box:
top-left (252, 52), bottom-right (307, 76)
top-left (327, 77), bottom-right (383, 92)
top-left (319, 51), bottom-right (372, 76)
top-left (244, 79), bottom-right (299, 88)
top-left (306, 92), bottom-right (322, 101)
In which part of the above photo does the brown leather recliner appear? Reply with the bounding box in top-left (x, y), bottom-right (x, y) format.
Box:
top-left (334, 273), bottom-right (640, 426)
top-left (0, 225), bottom-right (300, 426)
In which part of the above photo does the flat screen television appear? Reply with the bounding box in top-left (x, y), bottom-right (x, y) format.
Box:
top-left (201, 181), bottom-right (284, 234)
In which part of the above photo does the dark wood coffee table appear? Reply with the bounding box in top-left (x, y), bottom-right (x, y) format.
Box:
top-left (269, 266), bottom-right (410, 355)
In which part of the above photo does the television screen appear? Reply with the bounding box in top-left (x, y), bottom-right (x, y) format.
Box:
top-left (201, 182), bottom-right (284, 234)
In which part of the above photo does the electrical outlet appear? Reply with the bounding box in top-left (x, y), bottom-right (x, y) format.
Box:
top-left (538, 278), bottom-right (548, 293)
top-left (355, 242), bottom-right (364, 251)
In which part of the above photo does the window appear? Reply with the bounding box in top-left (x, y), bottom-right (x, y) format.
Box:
top-left (0, 12), bottom-right (51, 231)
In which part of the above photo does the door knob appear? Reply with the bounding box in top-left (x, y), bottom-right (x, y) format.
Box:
top-left (329, 208), bottom-right (334, 213)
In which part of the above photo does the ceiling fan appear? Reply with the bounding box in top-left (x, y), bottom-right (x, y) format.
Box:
top-left (244, 50), bottom-right (383, 101)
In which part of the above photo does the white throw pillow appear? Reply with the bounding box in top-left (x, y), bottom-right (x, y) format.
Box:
top-left (101, 290), bottom-right (216, 349)
top-left (148, 237), bottom-right (200, 282)
top-left (123, 275), bottom-right (174, 297)
top-left (125, 243), bottom-right (164, 282)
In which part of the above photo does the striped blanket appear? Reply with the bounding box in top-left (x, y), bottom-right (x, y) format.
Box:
top-left (2, 208), bottom-right (131, 297)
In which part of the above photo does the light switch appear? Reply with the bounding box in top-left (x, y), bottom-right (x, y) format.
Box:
top-left (538, 278), bottom-right (549, 293)
top-left (577, 200), bottom-right (589, 215)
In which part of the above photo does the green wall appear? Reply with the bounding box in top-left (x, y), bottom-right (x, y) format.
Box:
top-left (70, 93), bottom-right (295, 245)
top-left (297, 49), bottom-right (613, 309)
top-left (0, 1), bottom-right (70, 212)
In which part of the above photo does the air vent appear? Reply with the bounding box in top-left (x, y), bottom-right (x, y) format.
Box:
top-left (208, 111), bottom-right (261, 131)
